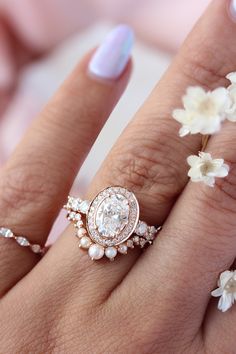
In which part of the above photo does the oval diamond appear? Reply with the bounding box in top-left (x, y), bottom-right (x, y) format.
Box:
top-left (95, 194), bottom-right (129, 238)
top-left (86, 187), bottom-right (139, 247)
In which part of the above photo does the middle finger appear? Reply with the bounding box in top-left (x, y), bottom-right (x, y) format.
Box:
top-left (48, 0), bottom-right (234, 299)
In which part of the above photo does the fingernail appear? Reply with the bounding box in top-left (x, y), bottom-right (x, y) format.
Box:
top-left (88, 24), bottom-right (134, 80)
top-left (229, 0), bottom-right (236, 20)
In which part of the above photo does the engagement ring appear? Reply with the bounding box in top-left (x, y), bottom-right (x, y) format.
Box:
top-left (64, 186), bottom-right (161, 261)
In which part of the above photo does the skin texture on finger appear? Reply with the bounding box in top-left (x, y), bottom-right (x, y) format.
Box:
top-left (2, 2), bottom-right (236, 354)
top-left (191, 121), bottom-right (236, 351)
top-left (0, 240), bottom-right (141, 354)
top-left (78, 0), bottom-right (236, 352)
top-left (50, 0), bottom-right (234, 304)
top-left (113, 0), bottom-right (236, 349)
top-left (36, 0), bottom-right (236, 341)
top-left (0, 51), bottom-right (132, 295)
top-left (204, 300), bottom-right (236, 353)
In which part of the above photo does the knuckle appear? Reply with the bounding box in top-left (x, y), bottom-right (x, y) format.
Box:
top-left (104, 132), bottom-right (186, 205)
top-left (179, 44), bottom-right (230, 89)
top-left (0, 157), bottom-right (59, 225)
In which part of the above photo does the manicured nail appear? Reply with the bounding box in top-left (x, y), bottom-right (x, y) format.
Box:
top-left (88, 24), bottom-right (134, 80)
top-left (229, 0), bottom-right (236, 20)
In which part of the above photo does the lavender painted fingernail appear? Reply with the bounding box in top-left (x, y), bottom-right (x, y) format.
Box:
top-left (88, 24), bottom-right (134, 80)
top-left (229, 0), bottom-right (236, 20)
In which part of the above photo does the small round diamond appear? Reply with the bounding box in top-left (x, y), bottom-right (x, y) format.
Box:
top-left (76, 220), bottom-right (83, 228)
top-left (135, 221), bottom-right (148, 236)
top-left (68, 212), bottom-right (76, 221)
top-left (79, 201), bottom-right (90, 214)
top-left (149, 226), bottom-right (157, 235)
top-left (71, 198), bottom-right (82, 212)
top-left (133, 236), bottom-right (140, 245)
top-left (74, 214), bottom-right (81, 221)
top-left (127, 239), bottom-right (134, 248)
top-left (146, 233), bottom-right (155, 241)
top-left (139, 238), bottom-right (147, 248)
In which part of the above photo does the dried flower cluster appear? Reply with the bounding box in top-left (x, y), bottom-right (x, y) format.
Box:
top-left (172, 73), bottom-right (236, 312)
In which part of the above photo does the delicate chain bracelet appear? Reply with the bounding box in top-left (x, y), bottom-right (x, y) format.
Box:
top-left (0, 227), bottom-right (45, 255)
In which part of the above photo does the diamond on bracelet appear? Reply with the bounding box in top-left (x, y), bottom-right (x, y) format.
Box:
top-left (16, 237), bottom-right (30, 247)
top-left (0, 227), bottom-right (44, 255)
top-left (0, 227), bottom-right (14, 238)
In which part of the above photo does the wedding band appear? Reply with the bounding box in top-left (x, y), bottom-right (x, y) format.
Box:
top-left (64, 186), bottom-right (161, 261)
top-left (0, 227), bottom-right (45, 255)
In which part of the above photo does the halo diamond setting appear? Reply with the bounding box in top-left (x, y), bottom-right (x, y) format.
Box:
top-left (86, 187), bottom-right (139, 247)
top-left (64, 187), bottom-right (160, 261)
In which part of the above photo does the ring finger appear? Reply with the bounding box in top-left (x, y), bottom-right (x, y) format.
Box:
top-left (44, 0), bottom-right (235, 300)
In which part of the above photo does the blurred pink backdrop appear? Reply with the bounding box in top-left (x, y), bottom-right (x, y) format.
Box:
top-left (0, 0), bottom-right (210, 160)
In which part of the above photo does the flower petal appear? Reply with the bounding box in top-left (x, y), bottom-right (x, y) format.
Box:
top-left (214, 165), bottom-right (229, 178)
top-left (172, 109), bottom-right (188, 124)
top-left (183, 86), bottom-right (206, 110)
top-left (199, 152), bottom-right (211, 161)
top-left (211, 287), bottom-right (223, 297)
top-left (187, 155), bottom-right (200, 167)
top-left (211, 87), bottom-right (230, 111)
top-left (218, 292), bottom-right (233, 312)
top-left (200, 116), bottom-right (222, 135)
top-left (179, 126), bottom-right (190, 137)
top-left (188, 166), bottom-right (202, 180)
top-left (226, 72), bottom-right (236, 85)
top-left (219, 270), bottom-right (234, 288)
top-left (226, 111), bottom-right (236, 122)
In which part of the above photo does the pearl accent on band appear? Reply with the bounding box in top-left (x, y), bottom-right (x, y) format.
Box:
top-left (88, 244), bottom-right (105, 260)
top-left (79, 236), bottom-right (91, 249)
top-left (105, 246), bottom-right (117, 260)
top-left (118, 243), bottom-right (128, 254)
top-left (77, 228), bottom-right (87, 238)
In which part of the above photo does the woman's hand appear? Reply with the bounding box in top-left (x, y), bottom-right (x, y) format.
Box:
top-left (1, 1), bottom-right (236, 353)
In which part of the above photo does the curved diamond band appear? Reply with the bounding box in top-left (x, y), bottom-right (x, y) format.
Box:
top-left (64, 186), bottom-right (161, 261)
top-left (0, 227), bottom-right (45, 255)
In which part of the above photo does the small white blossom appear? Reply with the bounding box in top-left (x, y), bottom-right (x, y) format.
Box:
top-left (172, 86), bottom-right (230, 136)
top-left (211, 270), bottom-right (236, 312)
top-left (187, 152), bottom-right (229, 187)
top-left (225, 72), bottom-right (236, 122)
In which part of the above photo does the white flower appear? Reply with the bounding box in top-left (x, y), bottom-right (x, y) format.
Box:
top-left (211, 270), bottom-right (236, 312)
top-left (225, 72), bottom-right (236, 122)
top-left (172, 86), bottom-right (230, 136)
top-left (187, 152), bottom-right (229, 187)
